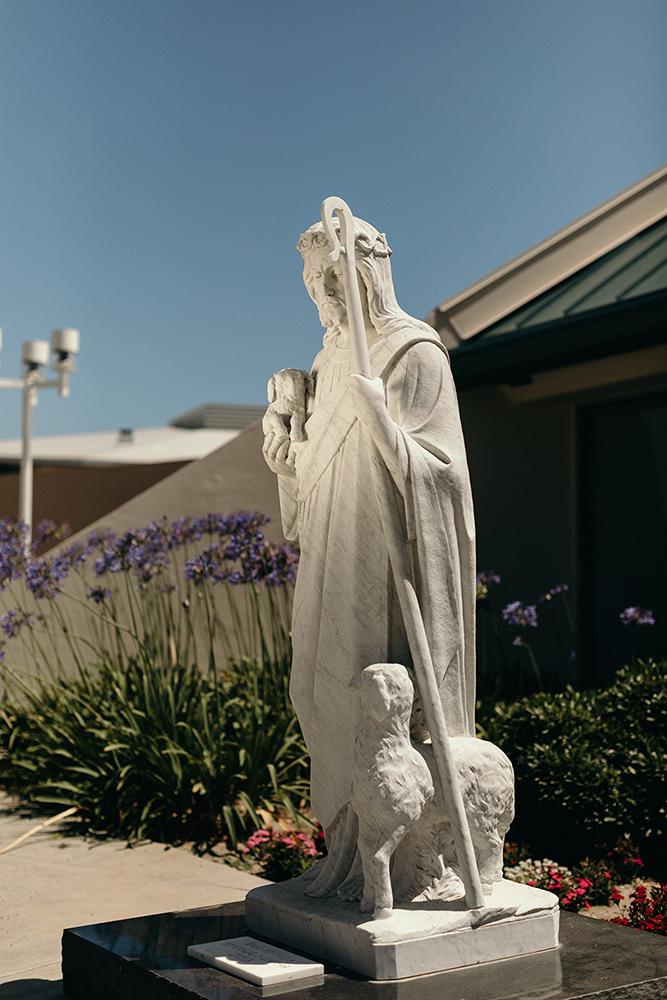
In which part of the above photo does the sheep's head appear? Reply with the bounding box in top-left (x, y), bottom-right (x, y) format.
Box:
top-left (267, 368), bottom-right (313, 414)
top-left (359, 663), bottom-right (413, 724)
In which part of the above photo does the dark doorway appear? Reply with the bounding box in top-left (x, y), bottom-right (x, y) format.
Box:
top-left (580, 389), bottom-right (667, 686)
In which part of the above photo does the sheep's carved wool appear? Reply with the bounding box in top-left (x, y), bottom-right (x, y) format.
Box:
top-left (352, 664), bottom-right (514, 918)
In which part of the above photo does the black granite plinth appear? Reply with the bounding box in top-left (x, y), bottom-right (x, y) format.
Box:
top-left (61, 900), bottom-right (667, 1000)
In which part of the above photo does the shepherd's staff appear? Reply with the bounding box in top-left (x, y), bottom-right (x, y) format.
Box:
top-left (320, 196), bottom-right (485, 911)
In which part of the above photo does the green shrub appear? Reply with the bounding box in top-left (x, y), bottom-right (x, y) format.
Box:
top-left (480, 660), bottom-right (667, 865)
top-left (0, 654), bottom-right (308, 848)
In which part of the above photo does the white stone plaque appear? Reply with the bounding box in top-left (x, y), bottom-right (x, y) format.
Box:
top-left (187, 935), bottom-right (324, 987)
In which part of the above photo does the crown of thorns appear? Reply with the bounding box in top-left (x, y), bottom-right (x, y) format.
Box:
top-left (297, 227), bottom-right (392, 259)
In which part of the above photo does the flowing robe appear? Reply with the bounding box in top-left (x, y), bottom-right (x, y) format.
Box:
top-left (278, 325), bottom-right (476, 868)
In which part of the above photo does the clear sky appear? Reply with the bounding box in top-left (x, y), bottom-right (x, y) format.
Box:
top-left (0, 0), bottom-right (664, 438)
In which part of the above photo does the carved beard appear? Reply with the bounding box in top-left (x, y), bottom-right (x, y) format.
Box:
top-left (319, 293), bottom-right (347, 331)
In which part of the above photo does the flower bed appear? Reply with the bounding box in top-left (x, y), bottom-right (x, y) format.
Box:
top-left (242, 824), bottom-right (326, 881)
top-left (504, 842), bottom-right (646, 913)
top-left (0, 513), bottom-right (306, 846)
top-left (610, 883), bottom-right (667, 935)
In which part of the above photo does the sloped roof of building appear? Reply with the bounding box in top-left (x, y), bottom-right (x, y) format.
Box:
top-left (0, 402), bottom-right (266, 467)
top-left (484, 216), bottom-right (667, 337)
top-left (170, 402), bottom-right (266, 429)
top-left (0, 425), bottom-right (242, 467)
top-left (428, 162), bottom-right (667, 349)
top-left (448, 218), bottom-right (667, 389)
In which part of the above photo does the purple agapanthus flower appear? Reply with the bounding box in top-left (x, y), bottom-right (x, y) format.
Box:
top-left (52, 542), bottom-right (87, 579)
top-left (502, 601), bottom-right (538, 628)
top-left (32, 519), bottom-right (71, 550)
top-left (476, 569), bottom-right (501, 601)
top-left (170, 512), bottom-right (270, 548)
top-left (25, 559), bottom-right (61, 599)
top-left (169, 516), bottom-right (194, 547)
top-left (0, 609), bottom-right (33, 639)
top-left (619, 606), bottom-right (655, 626)
top-left (263, 545), bottom-right (299, 587)
top-left (183, 526), bottom-right (299, 588)
top-left (0, 518), bottom-right (28, 589)
top-left (84, 527), bottom-right (117, 554)
top-left (184, 547), bottom-right (226, 585)
top-left (87, 586), bottom-right (112, 605)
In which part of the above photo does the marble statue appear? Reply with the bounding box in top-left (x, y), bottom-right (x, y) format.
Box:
top-left (262, 203), bottom-right (479, 900)
top-left (247, 199), bottom-right (559, 980)
top-left (352, 663), bottom-right (514, 919)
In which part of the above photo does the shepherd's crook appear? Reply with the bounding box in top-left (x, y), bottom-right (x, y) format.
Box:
top-left (320, 197), bottom-right (372, 379)
top-left (320, 196), bottom-right (485, 911)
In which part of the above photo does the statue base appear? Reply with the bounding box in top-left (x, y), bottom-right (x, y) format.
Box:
top-left (245, 876), bottom-right (559, 981)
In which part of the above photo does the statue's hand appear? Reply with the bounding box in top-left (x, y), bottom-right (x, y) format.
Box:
top-left (348, 375), bottom-right (387, 422)
top-left (348, 374), bottom-right (399, 461)
top-left (262, 431), bottom-right (296, 478)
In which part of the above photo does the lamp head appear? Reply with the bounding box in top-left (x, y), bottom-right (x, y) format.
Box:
top-left (51, 328), bottom-right (80, 362)
top-left (21, 339), bottom-right (50, 370)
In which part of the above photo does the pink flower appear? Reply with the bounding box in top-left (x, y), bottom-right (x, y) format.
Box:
top-left (245, 828), bottom-right (272, 850)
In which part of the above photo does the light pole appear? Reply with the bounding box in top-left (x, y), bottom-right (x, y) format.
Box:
top-left (0, 328), bottom-right (81, 549)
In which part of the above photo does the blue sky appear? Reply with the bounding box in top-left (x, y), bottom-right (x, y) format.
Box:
top-left (0, 0), bottom-right (664, 437)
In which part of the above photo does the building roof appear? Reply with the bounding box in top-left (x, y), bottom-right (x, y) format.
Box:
top-left (428, 162), bottom-right (667, 348)
top-left (0, 425), bottom-right (242, 467)
top-left (485, 216), bottom-right (667, 337)
top-left (0, 402), bottom-right (266, 468)
top-left (449, 215), bottom-right (667, 387)
top-left (170, 402), bottom-right (266, 429)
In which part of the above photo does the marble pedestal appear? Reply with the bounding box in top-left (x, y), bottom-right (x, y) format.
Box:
top-left (245, 877), bottom-right (559, 980)
top-left (61, 898), bottom-right (667, 999)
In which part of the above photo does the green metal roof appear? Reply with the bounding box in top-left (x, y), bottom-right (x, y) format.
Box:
top-left (449, 216), bottom-right (667, 388)
top-left (484, 215), bottom-right (667, 338)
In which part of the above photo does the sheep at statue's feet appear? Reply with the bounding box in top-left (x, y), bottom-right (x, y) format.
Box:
top-left (351, 663), bottom-right (514, 920)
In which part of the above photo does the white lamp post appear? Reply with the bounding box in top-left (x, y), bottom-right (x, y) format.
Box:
top-left (0, 328), bottom-right (81, 549)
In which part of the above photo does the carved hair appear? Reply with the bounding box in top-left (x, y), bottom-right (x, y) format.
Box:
top-left (297, 216), bottom-right (436, 341)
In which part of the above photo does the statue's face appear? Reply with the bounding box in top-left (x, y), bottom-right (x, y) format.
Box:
top-left (303, 246), bottom-right (348, 331)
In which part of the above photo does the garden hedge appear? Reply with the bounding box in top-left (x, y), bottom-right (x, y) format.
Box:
top-left (480, 659), bottom-right (667, 868)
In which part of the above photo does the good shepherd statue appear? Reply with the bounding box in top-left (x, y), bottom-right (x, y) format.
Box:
top-left (250, 199), bottom-right (559, 979)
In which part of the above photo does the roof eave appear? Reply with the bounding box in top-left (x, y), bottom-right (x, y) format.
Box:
top-left (430, 162), bottom-right (667, 345)
top-left (449, 290), bottom-right (667, 389)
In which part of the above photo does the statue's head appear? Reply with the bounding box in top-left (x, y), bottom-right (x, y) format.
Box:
top-left (297, 215), bottom-right (412, 340)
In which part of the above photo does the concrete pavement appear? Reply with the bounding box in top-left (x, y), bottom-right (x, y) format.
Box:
top-left (0, 799), bottom-right (266, 999)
